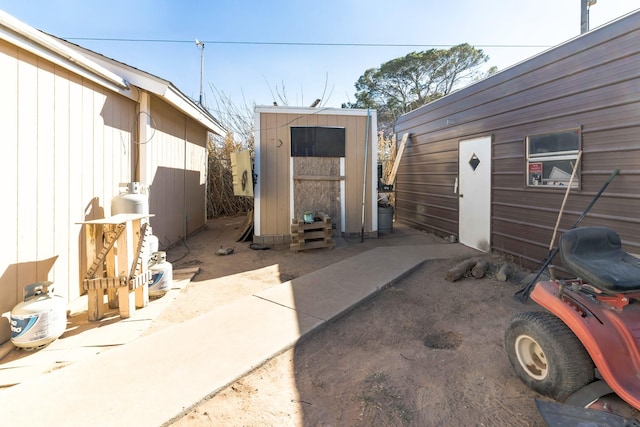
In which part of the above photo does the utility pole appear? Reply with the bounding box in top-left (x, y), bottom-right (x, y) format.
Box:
top-left (195, 39), bottom-right (205, 105)
top-left (581, 0), bottom-right (597, 34)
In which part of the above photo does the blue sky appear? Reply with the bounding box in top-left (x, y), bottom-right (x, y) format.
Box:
top-left (1, 1), bottom-right (638, 118)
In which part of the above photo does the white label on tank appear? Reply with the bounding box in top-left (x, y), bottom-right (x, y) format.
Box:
top-left (11, 311), bottom-right (51, 342)
top-left (150, 271), bottom-right (169, 290)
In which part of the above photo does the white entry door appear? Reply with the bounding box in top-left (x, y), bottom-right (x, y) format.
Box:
top-left (458, 137), bottom-right (492, 252)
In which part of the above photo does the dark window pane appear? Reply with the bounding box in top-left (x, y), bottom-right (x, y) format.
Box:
top-left (291, 127), bottom-right (346, 157)
top-left (529, 129), bottom-right (579, 155)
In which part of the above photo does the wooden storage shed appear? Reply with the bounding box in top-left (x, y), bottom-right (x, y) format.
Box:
top-left (0, 11), bottom-right (225, 343)
top-left (253, 106), bottom-right (378, 244)
top-left (394, 10), bottom-right (640, 268)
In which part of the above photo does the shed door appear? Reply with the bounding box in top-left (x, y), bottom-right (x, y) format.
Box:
top-left (292, 157), bottom-right (341, 234)
top-left (458, 137), bottom-right (491, 252)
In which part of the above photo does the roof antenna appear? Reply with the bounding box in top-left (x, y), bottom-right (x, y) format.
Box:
top-left (310, 99), bottom-right (321, 108)
top-left (195, 39), bottom-right (205, 105)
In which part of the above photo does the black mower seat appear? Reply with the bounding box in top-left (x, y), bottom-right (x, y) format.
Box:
top-left (560, 227), bottom-right (640, 293)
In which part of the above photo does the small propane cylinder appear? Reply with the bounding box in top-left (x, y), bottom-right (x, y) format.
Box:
top-left (143, 225), bottom-right (159, 267)
top-left (111, 182), bottom-right (149, 215)
top-left (147, 234), bottom-right (159, 255)
top-left (145, 234), bottom-right (159, 267)
top-left (10, 282), bottom-right (67, 350)
top-left (148, 251), bottom-right (173, 297)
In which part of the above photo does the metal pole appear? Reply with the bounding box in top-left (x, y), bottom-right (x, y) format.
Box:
top-left (196, 39), bottom-right (205, 105)
top-left (199, 42), bottom-right (204, 105)
top-left (581, 0), bottom-right (597, 34)
top-left (580, 0), bottom-right (589, 34)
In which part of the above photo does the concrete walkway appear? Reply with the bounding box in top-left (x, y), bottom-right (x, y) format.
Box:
top-left (0, 243), bottom-right (476, 426)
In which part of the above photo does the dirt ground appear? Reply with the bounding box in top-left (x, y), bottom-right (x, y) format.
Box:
top-left (154, 215), bottom-right (546, 426)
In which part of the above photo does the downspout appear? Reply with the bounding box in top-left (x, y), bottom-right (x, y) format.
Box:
top-left (136, 90), bottom-right (151, 185)
top-left (134, 104), bottom-right (141, 183)
top-left (184, 116), bottom-right (189, 246)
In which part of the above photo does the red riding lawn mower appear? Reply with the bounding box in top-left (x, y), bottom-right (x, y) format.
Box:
top-left (506, 169), bottom-right (640, 425)
top-left (506, 226), bottom-right (640, 426)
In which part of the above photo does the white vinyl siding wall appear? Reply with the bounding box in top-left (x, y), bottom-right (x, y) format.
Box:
top-left (0, 41), bottom-right (135, 343)
top-left (144, 95), bottom-right (208, 246)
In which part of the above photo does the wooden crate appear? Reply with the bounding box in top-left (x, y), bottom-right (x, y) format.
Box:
top-left (290, 211), bottom-right (335, 252)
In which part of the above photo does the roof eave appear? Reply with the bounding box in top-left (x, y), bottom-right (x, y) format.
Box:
top-left (0, 10), bottom-right (129, 92)
top-left (59, 40), bottom-right (227, 136)
top-left (165, 85), bottom-right (227, 136)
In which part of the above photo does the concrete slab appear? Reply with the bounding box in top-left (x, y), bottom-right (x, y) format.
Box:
top-left (0, 270), bottom-right (195, 388)
top-left (255, 245), bottom-right (472, 321)
top-left (0, 296), bottom-right (323, 427)
top-left (0, 243), bottom-right (477, 426)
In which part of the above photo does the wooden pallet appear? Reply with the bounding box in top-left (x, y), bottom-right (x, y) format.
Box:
top-left (78, 214), bottom-right (152, 321)
top-left (290, 211), bottom-right (335, 252)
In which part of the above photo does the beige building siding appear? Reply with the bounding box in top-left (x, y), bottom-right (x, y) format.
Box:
top-left (0, 40), bottom-right (136, 342)
top-left (0, 10), bottom-right (225, 345)
top-left (342, 114), bottom-right (372, 235)
top-left (258, 111), bottom-right (295, 238)
top-left (254, 108), bottom-right (377, 243)
top-left (145, 95), bottom-right (208, 246)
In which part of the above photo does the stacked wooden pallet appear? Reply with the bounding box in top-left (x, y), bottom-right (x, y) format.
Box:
top-left (79, 214), bottom-right (152, 321)
top-left (290, 211), bottom-right (335, 252)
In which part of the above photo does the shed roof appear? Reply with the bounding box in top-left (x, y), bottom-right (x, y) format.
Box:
top-left (0, 10), bottom-right (128, 91)
top-left (0, 10), bottom-right (226, 137)
top-left (63, 40), bottom-right (227, 137)
top-left (255, 106), bottom-right (374, 117)
top-left (396, 8), bottom-right (640, 126)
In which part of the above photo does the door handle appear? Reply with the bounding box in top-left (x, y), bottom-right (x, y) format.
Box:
top-left (459, 194), bottom-right (464, 198)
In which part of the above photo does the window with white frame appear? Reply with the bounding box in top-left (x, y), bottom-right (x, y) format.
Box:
top-left (526, 129), bottom-right (580, 188)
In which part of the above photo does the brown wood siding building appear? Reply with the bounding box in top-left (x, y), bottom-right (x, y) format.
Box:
top-left (394, 10), bottom-right (640, 268)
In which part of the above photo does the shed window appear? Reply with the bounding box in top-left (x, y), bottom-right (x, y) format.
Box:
top-left (526, 129), bottom-right (580, 188)
top-left (291, 127), bottom-right (346, 157)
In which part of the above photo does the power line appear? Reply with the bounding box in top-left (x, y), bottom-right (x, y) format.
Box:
top-left (63, 37), bottom-right (551, 49)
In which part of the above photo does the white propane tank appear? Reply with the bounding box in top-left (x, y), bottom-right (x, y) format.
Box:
top-left (10, 282), bottom-right (67, 349)
top-left (148, 251), bottom-right (173, 297)
top-left (111, 182), bottom-right (149, 215)
top-left (146, 234), bottom-right (159, 260)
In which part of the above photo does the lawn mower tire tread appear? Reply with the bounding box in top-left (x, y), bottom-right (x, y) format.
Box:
top-left (505, 311), bottom-right (595, 402)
